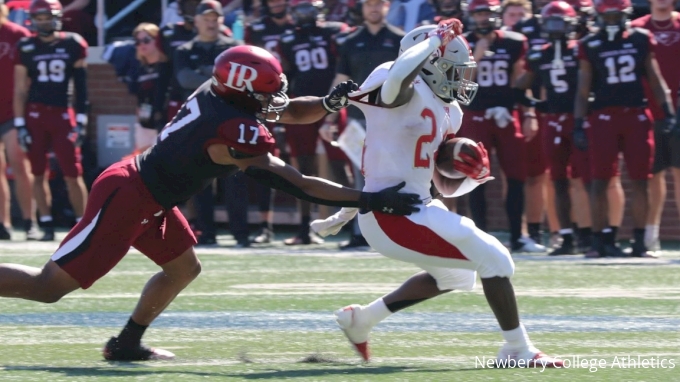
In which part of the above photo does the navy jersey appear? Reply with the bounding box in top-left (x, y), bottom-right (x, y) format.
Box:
top-left (525, 40), bottom-right (578, 113)
top-left (136, 81), bottom-right (275, 208)
top-left (464, 30), bottom-right (527, 111)
top-left (245, 17), bottom-right (294, 61)
top-left (577, 28), bottom-right (655, 110)
top-left (513, 16), bottom-right (547, 96)
top-left (278, 22), bottom-right (348, 97)
top-left (16, 32), bottom-right (88, 108)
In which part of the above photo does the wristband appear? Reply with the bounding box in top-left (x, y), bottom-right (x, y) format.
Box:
top-left (76, 113), bottom-right (88, 125)
top-left (14, 117), bottom-right (25, 126)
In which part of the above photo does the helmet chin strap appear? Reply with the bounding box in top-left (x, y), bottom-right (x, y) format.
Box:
top-left (605, 25), bottom-right (620, 41)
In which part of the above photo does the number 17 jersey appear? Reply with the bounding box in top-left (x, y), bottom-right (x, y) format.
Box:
top-left (349, 62), bottom-right (462, 201)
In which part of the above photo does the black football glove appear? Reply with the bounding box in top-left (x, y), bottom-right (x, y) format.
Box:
top-left (69, 121), bottom-right (86, 148)
top-left (572, 117), bottom-right (588, 152)
top-left (322, 80), bottom-right (358, 113)
top-left (358, 181), bottom-right (421, 216)
top-left (15, 119), bottom-right (32, 153)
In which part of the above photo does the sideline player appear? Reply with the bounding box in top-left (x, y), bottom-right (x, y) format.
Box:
top-left (14, 0), bottom-right (89, 241)
top-left (314, 20), bottom-right (562, 367)
top-left (0, 0), bottom-right (38, 240)
top-left (573, 0), bottom-right (674, 257)
top-left (631, 0), bottom-right (680, 253)
top-left (0, 46), bottom-right (422, 361)
top-left (514, 1), bottom-right (592, 255)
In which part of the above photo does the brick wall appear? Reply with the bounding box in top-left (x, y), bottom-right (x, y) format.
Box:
top-left (87, 63), bottom-right (680, 239)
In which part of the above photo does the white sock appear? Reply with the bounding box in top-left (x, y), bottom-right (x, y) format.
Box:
top-left (365, 298), bottom-right (392, 326)
top-left (645, 224), bottom-right (659, 243)
top-left (501, 323), bottom-right (533, 349)
top-left (39, 215), bottom-right (53, 223)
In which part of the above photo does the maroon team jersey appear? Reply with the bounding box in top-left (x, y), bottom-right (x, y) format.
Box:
top-left (525, 40), bottom-right (579, 113)
top-left (278, 22), bottom-right (348, 97)
top-left (245, 17), bottom-right (294, 61)
top-left (0, 20), bottom-right (31, 122)
top-left (463, 30), bottom-right (528, 111)
top-left (577, 28), bottom-right (655, 110)
top-left (16, 32), bottom-right (88, 108)
top-left (631, 15), bottom-right (680, 120)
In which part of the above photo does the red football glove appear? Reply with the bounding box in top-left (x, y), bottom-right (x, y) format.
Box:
top-left (452, 142), bottom-right (493, 183)
top-left (427, 18), bottom-right (464, 55)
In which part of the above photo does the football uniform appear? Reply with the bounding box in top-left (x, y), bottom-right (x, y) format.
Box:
top-left (0, 20), bottom-right (31, 134)
top-left (16, 32), bottom-right (87, 177)
top-left (459, 30), bottom-right (528, 181)
top-left (245, 16), bottom-right (294, 61)
top-left (525, 40), bottom-right (590, 182)
top-left (631, 14), bottom-right (680, 172)
top-left (50, 81), bottom-right (275, 288)
top-left (159, 23), bottom-right (233, 121)
top-left (577, 28), bottom-right (655, 180)
top-left (513, 17), bottom-right (549, 178)
top-left (278, 22), bottom-right (348, 160)
top-left (350, 63), bottom-right (514, 285)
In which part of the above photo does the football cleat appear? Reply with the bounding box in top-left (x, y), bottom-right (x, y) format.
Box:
top-left (335, 304), bottom-right (372, 362)
top-left (496, 345), bottom-right (564, 368)
top-left (512, 236), bottom-right (547, 253)
top-left (102, 336), bottom-right (175, 361)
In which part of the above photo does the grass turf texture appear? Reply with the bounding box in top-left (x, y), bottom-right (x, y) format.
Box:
top-left (0, 231), bottom-right (678, 381)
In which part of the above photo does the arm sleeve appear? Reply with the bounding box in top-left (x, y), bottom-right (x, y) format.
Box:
top-left (380, 36), bottom-right (440, 105)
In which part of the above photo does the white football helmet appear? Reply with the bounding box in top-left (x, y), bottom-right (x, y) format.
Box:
top-left (399, 25), bottom-right (478, 105)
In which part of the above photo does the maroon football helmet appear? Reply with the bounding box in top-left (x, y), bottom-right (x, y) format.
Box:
top-left (541, 1), bottom-right (577, 38)
top-left (593, 0), bottom-right (631, 40)
top-left (212, 46), bottom-right (290, 122)
top-left (465, 0), bottom-right (501, 35)
top-left (30, 0), bottom-right (62, 36)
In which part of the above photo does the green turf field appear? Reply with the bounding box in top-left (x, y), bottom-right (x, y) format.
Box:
top-left (0, 231), bottom-right (678, 381)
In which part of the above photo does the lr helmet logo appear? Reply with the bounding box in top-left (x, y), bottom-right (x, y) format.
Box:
top-left (225, 63), bottom-right (258, 92)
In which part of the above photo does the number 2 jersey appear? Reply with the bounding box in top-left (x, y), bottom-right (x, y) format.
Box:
top-left (136, 81), bottom-right (275, 209)
top-left (577, 28), bottom-right (655, 110)
top-left (349, 62), bottom-right (463, 201)
top-left (16, 32), bottom-right (88, 108)
top-left (462, 30), bottom-right (527, 111)
top-left (525, 40), bottom-right (579, 113)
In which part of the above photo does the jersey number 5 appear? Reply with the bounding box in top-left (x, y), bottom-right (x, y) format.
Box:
top-left (414, 108), bottom-right (437, 168)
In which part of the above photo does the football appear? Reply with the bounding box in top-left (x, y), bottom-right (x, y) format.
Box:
top-left (436, 137), bottom-right (479, 179)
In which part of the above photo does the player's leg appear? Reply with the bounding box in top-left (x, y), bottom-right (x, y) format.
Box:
top-left (0, 137), bottom-right (10, 237)
top-left (458, 111), bottom-right (493, 231)
top-left (284, 122), bottom-right (322, 245)
top-left (223, 172), bottom-right (250, 247)
top-left (645, 121), bottom-right (671, 252)
top-left (495, 114), bottom-right (529, 252)
top-left (105, 206), bottom-right (200, 361)
top-left (25, 105), bottom-right (53, 241)
top-left (607, 176), bottom-right (625, 243)
top-left (51, 108), bottom-right (87, 221)
top-left (0, 161), bottom-right (147, 303)
top-left (571, 142), bottom-right (593, 252)
top-left (622, 110), bottom-right (654, 257)
top-left (544, 182), bottom-right (562, 248)
top-left (2, 125), bottom-right (39, 240)
top-left (252, 182), bottom-right (275, 243)
top-left (524, 121), bottom-right (548, 248)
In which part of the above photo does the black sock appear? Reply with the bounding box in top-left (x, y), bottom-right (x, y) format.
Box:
top-left (300, 216), bottom-right (311, 236)
top-left (592, 231), bottom-right (603, 250)
top-left (602, 228), bottom-right (614, 245)
top-left (469, 184), bottom-right (487, 231)
top-left (561, 233), bottom-right (574, 246)
top-left (528, 223), bottom-right (541, 242)
top-left (610, 226), bottom-right (618, 241)
top-left (633, 228), bottom-right (645, 247)
top-left (571, 222), bottom-right (579, 233)
top-left (118, 317), bottom-right (148, 346)
top-left (506, 179), bottom-right (524, 246)
top-left (386, 298), bottom-right (427, 313)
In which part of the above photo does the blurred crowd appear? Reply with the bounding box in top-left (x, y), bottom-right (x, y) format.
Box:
top-left (1, 0), bottom-right (679, 259)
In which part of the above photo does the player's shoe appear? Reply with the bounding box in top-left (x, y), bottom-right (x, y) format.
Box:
top-left (251, 227), bottom-right (273, 244)
top-left (334, 304), bottom-right (373, 362)
top-left (39, 227), bottom-right (55, 242)
top-left (0, 225), bottom-right (11, 240)
top-left (549, 241), bottom-right (577, 256)
top-left (102, 336), bottom-right (175, 361)
top-left (24, 219), bottom-right (40, 241)
top-left (624, 241), bottom-right (658, 258)
top-left (284, 231), bottom-right (324, 245)
top-left (496, 345), bottom-right (564, 368)
top-left (512, 237), bottom-right (546, 253)
top-left (548, 233), bottom-right (562, 249)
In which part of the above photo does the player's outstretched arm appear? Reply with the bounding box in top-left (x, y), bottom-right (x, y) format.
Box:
top-left (276, 81), bottom-right (358, 125)
top-left (380, 18), bottom-right (463, 108)
top-left (236, 153), bottom-right (421, 215)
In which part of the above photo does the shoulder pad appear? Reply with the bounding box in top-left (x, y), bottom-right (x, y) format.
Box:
top-left (70, 32), bottom-right (88, 46)
top-left (586, 38), bottom-right (601, 48)
top-left (500, 30), bottom-right (527, 42)
top-left (527, 50), bottom-right (542, 61)
top-left (251, 22), bottom-right (266, 31)
top-left (19, 38), bottom-right (35, 52)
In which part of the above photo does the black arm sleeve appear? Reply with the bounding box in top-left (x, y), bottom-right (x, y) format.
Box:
top-left (244, 166), bottom-right (360, 208)
top-left (73, 67), bottom-right (88, 114)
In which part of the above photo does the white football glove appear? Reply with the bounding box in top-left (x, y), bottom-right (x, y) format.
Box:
top-left (484, 107), bottom-right (514, 128)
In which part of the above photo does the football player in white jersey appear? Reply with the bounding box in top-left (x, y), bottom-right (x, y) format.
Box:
top-left (311, 19), bottom-right (562, 367)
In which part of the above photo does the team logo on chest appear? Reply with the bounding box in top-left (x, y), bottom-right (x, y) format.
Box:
top-left (225, 63), bottom-right (258, 92)
top-left (654, 31), bottom-right (680, 46)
